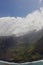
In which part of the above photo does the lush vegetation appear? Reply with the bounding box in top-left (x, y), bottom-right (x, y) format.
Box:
top-left (5, 42), bottom-right (42, 63)
top-left (0, 36), bottom-right (43, 63)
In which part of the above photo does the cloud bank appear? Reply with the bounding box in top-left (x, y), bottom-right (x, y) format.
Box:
top-left (0, 7), bottom-right (43, 36)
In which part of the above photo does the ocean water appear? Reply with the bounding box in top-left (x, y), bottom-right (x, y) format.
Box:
top-left (0, 60), bottom-right (43, 65)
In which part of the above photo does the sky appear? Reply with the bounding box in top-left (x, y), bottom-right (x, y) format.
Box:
top-left (0, 0), bottom-right (43, 36)
top-left (0, 0), bottom-right (42, 17)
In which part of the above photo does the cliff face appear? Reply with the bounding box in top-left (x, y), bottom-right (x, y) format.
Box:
top-left (35, 36), bottom-right (43, 54)
top-left (0, 29), bottom-right (43, 62)
top-left (0, 36), bottom-right (17, 61)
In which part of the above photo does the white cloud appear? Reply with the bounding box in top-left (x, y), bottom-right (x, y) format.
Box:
top-left (0, 7), bottom-right (43, 36)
